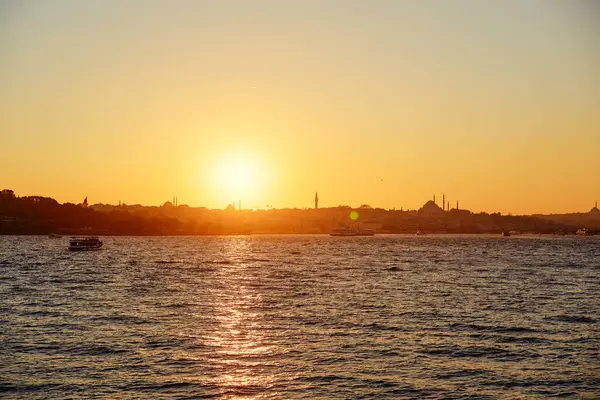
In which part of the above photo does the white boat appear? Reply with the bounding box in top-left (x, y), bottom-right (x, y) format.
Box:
top-left (330, 226), bottom-right (375, 236)
top-left (68, 236), bottom-right (103, 251)
top-left (331, 226), bottom-right (357, 236)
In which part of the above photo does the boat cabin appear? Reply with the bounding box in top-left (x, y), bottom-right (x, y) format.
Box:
top-left (68, 236), bottom-right (103, 251)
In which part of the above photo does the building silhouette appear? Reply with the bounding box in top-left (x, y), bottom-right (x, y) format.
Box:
top-left (419, 199), bottom-right (444, 216)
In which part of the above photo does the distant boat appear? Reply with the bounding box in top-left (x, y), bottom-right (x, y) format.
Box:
top-left (502, 231), bottom-right (511, 237)
top-left (576, 228), bottom-right (587, 236)
top-left (68, 236), bottom-right (103, 251)
top-left (415, 230), bottom-right (426, 236)
top-left (330, 226), bottom-right (375, 237)
top-left (48, 233), bottom-right (62, 238)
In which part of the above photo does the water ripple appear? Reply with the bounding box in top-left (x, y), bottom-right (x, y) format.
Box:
top-left (1, 235), bottom-right (599, 399)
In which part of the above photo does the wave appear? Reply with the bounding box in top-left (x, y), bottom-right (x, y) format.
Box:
top-left (433, 368), bottom-right (490, 379)
top-left (546, 315), bottom-right (596, 324)
top-left (0, 383), bottom-right (62, 393)
top-left (496, 336), bottom-right (550, 344)
top-left (294, 374), bottom-right (360, 384)
top-left (124, 381), bottom-right (199, 391)
top-left (385, 266), bottom-right (404, 272)
top-left (69, 345), bottom-right (129, 356)
top-left (164, 302), bottom-right (193, 308)
top-left (155, 259), bottom-right (185, 264)
top-left (421, 344), bottom-right (537, 360)
top-left (481, 377), bottom-right (585, 389)
top-left (219, 386), bottom-right (269, 398)
top-left (448, 323), bottom-right (541, 333)
top-left (91, 314), bottom-right (150, 325)
top-left (241, 257), bottom-right (271, 263)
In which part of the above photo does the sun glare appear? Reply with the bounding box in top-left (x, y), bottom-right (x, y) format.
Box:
top-left (221, 161), bottom-right (257, 192)
top-left (211, 152), bottom-right (263, 203)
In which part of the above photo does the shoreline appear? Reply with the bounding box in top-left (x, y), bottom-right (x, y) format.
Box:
top-left (3, 232), bottom-right (597, 237)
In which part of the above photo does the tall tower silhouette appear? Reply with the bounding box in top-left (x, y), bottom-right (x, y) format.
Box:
top-left (315, 191), bottom-right (319, 209)
top-left (433, 194), bottom-right (436, 204)
top-left (442, 194), bottom-right (445, 211)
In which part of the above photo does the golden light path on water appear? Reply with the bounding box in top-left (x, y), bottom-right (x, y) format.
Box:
top-left (201, 238), bottom-right (275, 399)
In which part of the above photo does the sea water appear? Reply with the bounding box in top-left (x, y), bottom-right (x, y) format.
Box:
top-left (1, 235), bottom-right (599, 399)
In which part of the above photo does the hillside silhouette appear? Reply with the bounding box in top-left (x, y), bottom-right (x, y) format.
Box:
top-left (1, 189), bottom-right (598, 235)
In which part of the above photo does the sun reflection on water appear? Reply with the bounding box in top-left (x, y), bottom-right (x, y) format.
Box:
top-left (204, 238), bottom-right (276, 398)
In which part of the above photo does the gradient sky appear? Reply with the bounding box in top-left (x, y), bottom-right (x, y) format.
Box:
top-left (1, 0), bottom-right (599, 214)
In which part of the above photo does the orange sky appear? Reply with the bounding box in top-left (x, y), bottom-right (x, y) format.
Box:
top-left (1, 1), bottom-right (599, 214)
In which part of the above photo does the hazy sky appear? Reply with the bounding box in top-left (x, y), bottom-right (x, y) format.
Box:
top-left (1, 0), bottom-right (599, 214)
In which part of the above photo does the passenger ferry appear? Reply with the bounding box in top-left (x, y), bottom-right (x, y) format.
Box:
top-left (68, 236), bottom-right (103, 251)
top-left (330, 226), bottom-right (375, 236)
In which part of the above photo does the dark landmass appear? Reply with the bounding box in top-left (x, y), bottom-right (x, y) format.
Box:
top-left (1, 189), bottom-right (599, 235)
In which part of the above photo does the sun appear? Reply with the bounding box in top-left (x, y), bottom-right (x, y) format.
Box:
top-left (211, 152), bottom-right (263, 202)
top-left (220, 160), bottom-right (258, 192)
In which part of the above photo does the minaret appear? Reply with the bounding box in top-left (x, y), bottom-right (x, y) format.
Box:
top-left (433, 194), bottom-right (436, 204)
top-left (442, 194), bottom-right (445, 210)
top-left (315, 191), bottom-right (319, 209)
top-left (456, 200), bottom-right (459, 210)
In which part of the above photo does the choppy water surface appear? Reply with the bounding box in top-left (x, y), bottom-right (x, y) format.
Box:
top-left (1, 235), bottom-right (599, 399)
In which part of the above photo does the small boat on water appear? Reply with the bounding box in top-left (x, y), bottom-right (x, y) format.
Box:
top-left (330, 226), bottom-right (375, 237)
top-left (68, 236), bottom-right (103, 251)
top-left (48, 233), bottom-right (62, 238)
top-left (502, 231), bottom-right (511, 237)
top-left (415, 230), bottom-right (426, 236)
top-left (576, 228), bottom-right (587, 236)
